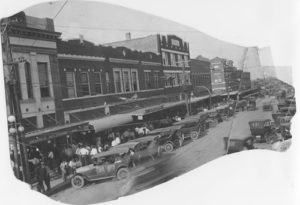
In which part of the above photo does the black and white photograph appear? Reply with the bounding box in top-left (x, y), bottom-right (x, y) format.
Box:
top-left (0, 0), bottom-right (298, 205)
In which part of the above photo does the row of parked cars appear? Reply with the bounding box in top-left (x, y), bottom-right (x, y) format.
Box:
top-left (71, 104), bottom-right (234, 188)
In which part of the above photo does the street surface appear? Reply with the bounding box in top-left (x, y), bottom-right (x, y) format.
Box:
top-left (51, 97), bottom-right (276, 205)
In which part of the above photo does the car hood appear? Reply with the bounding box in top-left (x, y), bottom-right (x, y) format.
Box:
top-left (75, 164), bottom-right (94, 174)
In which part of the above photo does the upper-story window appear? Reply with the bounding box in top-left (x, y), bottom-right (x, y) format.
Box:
top-left (170, 53), bottom-right (176, 66)
top-left (162, 52), bottom-right (169, 65)
top-left (37, 62), bottom-right (50, 98)
top-left (131, 70), bottom-right (139, 91)
top-left (25, 62), bottom-right (33, 99)
top-left (154, 71), bottom-right (159, 88)
top-left (144, 71), bottom-right (151, 89)
top-left (94, 72), bottom-right (102, 95)
top-left (122, 69), bottom-right (131, 92)
top-left (66, 71), bottom-right (76, 98)
top-left (184, 55), bottom-right (189, 67)
top-left (79, 72), bottom-right (90, 96)
top-left (113, 69), bottom-right (122, 93)
top-left (105, 72), bottom-right (111, 93)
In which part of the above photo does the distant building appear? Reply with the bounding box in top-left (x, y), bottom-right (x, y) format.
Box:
top-left (190, 56), bottom-right (211, 96)
top-left (210, 57), bottom-right (226, 95)
top-left (105, 34), bottom-right (192, 100)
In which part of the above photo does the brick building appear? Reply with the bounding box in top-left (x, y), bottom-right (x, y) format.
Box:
top-left (210, 57), bottom-right (226, 95)
top-left (105, 33), bottom-right (192, 100)
top-left (2, 12), bottom-right (63, 132)
top-left (57, 38), bottom-right (167, 123)
top-left (190, 56), bottom-right (212, 96)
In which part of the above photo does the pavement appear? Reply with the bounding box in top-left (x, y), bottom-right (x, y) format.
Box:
top-left (50, 96), bottom-right (276, 205)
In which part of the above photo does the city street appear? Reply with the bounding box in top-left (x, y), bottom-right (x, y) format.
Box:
top-left (51, 97), bottom-right (275, 204)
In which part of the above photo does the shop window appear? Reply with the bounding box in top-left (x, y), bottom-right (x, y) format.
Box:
top-left (37, 62), bottom-right (50, 98)
top-left (66, 72), bottom-right (76, 98)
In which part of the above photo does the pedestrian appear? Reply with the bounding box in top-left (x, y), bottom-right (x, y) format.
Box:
top-left (90, 145), bottom-right (97, 156)
top-left (35, 161), bottom-right (51, 193)
top-left (79, 146), bottom-right (89, 166)
top-left (60, 160), bottom-right (68, 182)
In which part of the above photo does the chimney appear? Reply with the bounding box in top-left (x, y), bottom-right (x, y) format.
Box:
top-left (79, 34), bottom-right (84, 44)
top-left (125, 32), bottom-right (131, 40)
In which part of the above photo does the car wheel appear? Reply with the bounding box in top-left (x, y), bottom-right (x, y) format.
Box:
top-left (117, 168), bottom-right (129, 180)
top-left (190, 131), bottom-right (199, 141)
top-left (71, 175), bottom-right (85, 189)
top-left (164, 143), bottom-right (174, 153)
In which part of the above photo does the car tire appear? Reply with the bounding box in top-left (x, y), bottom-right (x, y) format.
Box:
top-left (71, 175), bottom-right (85, 189)
top-left (164, 143), bottom-right (174, 153)
top-left (117, 168), bottom-right (129, 180)
top-left (190, 131), bottom-right (199, 141)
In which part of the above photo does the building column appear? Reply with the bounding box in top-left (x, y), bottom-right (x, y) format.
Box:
top-left (18, 62), bottom-right (28, 100)
top-left (29, 52), bottom-right (44, 128)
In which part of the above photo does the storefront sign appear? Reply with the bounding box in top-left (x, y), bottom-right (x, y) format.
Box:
top-left (171, 39), bottom-right (180, 47)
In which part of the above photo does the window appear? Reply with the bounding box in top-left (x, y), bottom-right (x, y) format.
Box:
top-left (66, 72), bottom-right (76, 98)
top-left (176, 73), bottom-right (181, 85)
top-left (177, 54), bottom-right (183, 67)
top-left (43, 113), bottom-right (56, 128)
top-left (122, 70), bottom-right (131, 92)
top-left (37, 62), bottom-right (50, 98)
top-left (25, 62), bottom-right (33, 99)
top-left (170, 53), bottom-right (176, 66)
top-left (131, 70), bottom-right (138, 91)
top-left (114, 70), bottom-right (122, 93)
top-left (94, 72), bottom-right (102, 94)
top-left (154, 71), bottom-right (159, 88)
top-left (79, 72), bottom-right (90, 96)
top-left (162, 52), bottom-right (169, 65)
top-left (184, 55), bottom-right (189, 67)
top-left (105, 72), bottom-right (111, 93)
top-left (144, 71), bottom-right (151, 89)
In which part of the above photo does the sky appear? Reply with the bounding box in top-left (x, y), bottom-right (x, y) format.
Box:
top-left (0, 0), bottom-right (296, 66)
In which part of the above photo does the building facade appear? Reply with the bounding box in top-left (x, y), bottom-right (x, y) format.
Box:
top-left (190, 56), bottom-right (212, 96)
top-left (105, 33), bottom-right (192, 97)
top-left (210, 57), bottom-right (226, 95)
top-left (2, 12), bottom-right (63, 132)
top-left (57, 39), bottom-right (166, 123)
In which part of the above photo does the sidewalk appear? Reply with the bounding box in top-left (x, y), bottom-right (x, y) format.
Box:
top-left (31, 174), bottom-right (72, 196)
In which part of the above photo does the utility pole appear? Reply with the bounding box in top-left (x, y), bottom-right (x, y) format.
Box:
top-left (1, 20), bottom-right (29, 182)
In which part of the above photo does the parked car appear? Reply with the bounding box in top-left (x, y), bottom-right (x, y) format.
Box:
top-left (248, 119), bottom-right (279, 143)
top-left (224, 137), bottom-right (254, 154)
top-left (173, 116), bottom-right (205, 141)
top-left (149, 125), bottom-right (184, 152)
top-left (71, 148), bottom-right (131, 188)
top-left (113, 135), bottom-right (162, 163)
top-left (263, 103), bottom-right (273, 111)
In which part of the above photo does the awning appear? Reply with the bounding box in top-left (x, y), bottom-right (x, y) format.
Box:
top-left (89, 114), bottom-right (133, 133)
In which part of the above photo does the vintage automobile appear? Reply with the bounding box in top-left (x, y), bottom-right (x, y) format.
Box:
top-left (173, 117), bottom-right (204, 141)
top-left (248, 119), bottom-right (280, 143)
top-left (224, 137), bottom-right (254, 154)
top-left (236, 100), bottom-right (247, 112)
top-left (149, 125), bottom-right (184, 152)
top-left (71, 148), bottom-right (131, 189)
top-left (112, 135), bottom-right (162, 163)
top-left (247, 98), bottom-right (257, 111)
top-left (262, 103), bottom-right (273, 111)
